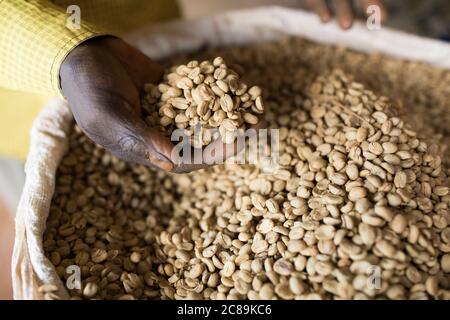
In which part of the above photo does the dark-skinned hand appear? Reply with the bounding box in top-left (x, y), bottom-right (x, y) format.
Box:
top-left (60, 36), bottom-right (266, 173)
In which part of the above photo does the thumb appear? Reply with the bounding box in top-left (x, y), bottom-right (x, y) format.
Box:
top-left (81, 99), bottom-right (175, 171)
top-left (142, 128), bottom-right (175, 171)
top-left (101, 93), bottom-right (174, 171)
top-left (115, 119), bottom-right (175, 171)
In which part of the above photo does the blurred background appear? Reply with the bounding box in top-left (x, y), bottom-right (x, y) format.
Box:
top-left (179, 0), bottom-right (450, 39)
top-left (1, 0), bottom-right (449, 300)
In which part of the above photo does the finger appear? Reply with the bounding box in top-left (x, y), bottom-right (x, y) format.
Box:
top-left (144, 129), bottom-right (175, 171)
top-left (306, 0), bottom-right (332, 23)
top-left (171, 138), bottom-right (242, 174)
top-left (361, 0), bottom-right (388, 22)
top-left (107, 105), bottom-right (174, 171)
top-left (170, 141), bottom-right (213, 173)
top-left (170, 118), bottom-right (267, 173)
top-left (334, 0), bottom-right (354, 29)
top-left (203, 117), bottom-right (268, 165)
top-left (71, 90), bottom-right (175, 171)
top-left (103, 121), bottom-right (175, 171)
top-left (171, 163), bottom-right (209, 174)
top-left (61, 39), bottom-right (173, 171)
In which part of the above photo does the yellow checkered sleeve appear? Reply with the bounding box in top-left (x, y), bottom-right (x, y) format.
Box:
top-left (0, 0), bottom-right (105, 96)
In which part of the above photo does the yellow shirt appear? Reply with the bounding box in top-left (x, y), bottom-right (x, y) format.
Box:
top-left (0, 0), bottom-right (179, 159)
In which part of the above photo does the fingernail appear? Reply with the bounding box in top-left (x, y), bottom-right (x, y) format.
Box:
top-left (321, 13), bottom-right (331, 23)
top-left (149, 152), bottom-right (174, 171)
top-left (340, 18), bottom-right (353, 30)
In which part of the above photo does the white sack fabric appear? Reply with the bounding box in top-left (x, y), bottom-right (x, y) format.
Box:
top-left (12, 7), bottom-right (450, 300)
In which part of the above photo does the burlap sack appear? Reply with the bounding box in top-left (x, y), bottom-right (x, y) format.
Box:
top-left (12, 7), bottom-right (450, 300)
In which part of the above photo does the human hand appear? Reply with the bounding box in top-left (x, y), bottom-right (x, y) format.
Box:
top-left (60, 37), bottom-right (266, 173)
top-left (60, 36), bottom-right (175, 171)
top-left (171, 115), bottom-right (267, 173)
top-left (304, 0), bottom-right (387, 29)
